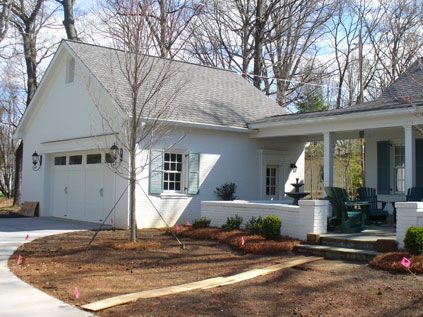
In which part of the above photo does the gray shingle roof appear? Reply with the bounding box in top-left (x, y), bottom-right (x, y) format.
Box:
top-left (65, 40), bottom-right (284, 128)
top-left (251, 58), bottom-right (423, 125)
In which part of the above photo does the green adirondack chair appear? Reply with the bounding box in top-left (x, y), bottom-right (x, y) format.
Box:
top-left (325, 187), bottom-right (365, 233)
top-left (357, 187), bottom-right (389, 224)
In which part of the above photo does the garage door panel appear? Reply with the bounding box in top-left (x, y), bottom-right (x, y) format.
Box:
top-left (67, 169), bottom-right (84, 221)
top-left (85, 167), bottom-right (105, 223)
top-left (52, 169), bottom-right (67, 218)
top-left (51, 153), bottom-right (115, 223)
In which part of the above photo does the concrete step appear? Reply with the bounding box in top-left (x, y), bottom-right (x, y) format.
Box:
top-left (320, 236), bottom-right (377, 251)
top-left (296, 244), bottom-right (381, 262)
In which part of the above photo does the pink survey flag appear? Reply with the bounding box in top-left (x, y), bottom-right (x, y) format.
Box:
top-left (401, 257), bottom-right (411, 269)
top-left (25, 234), bottom-right (29, 241)
top-left (175, 224), bottom-right (180, 233)
top-left (74, 287), bottom-right (80, 299)
top-left (16, 255), bottom-right (23, 265)
top-left (240, 236), bottom-right (245, 247)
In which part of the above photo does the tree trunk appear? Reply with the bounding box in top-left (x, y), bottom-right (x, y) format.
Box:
top-left (62, 0), bottom-right (79, 41)
top-left (13, 141), bottom-right (23, 206)
top-left (253, 0), bottom-right (263, 88)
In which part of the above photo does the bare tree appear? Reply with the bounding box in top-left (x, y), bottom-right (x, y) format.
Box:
top-left (10, 0), bottom-right (58, 205)
top-left (141, 0), bottom-right (203, 58)
top-left (265, 0), bottom-right (335, 106)
top-left (0, 1), bottom-right (12, 42)
top-left (0, 63), bottom-right (23, 198)
top-left (93, 0), bottom-right (187, 241)
top-left (54, 0), bottom-right (79, 40)
top-left (365, 0), bottom-right (423, 91)
top-left (186, 0), bottom-right (255, 75)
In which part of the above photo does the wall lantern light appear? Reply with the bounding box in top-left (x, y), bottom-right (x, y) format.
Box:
top-left (32, 151), bottom-right (42, 171)
top-left (109, 143), bottom-right (123, 167)
top-left (290, 163), bottom-right (297, 173)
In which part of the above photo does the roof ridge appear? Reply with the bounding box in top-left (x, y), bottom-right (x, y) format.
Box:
top-left (62, 39), bottom-right (237, 75)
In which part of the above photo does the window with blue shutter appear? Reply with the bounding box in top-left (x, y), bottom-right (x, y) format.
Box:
top-left (377, 141), bottom-right (390, 195)
top-left (149, 149), bottom-right (163, 194)
top-left (187, 152), bottom-right (200, 195)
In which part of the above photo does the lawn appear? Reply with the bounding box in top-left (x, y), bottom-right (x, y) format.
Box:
top-left (9, 229), bottom-right (423, 317)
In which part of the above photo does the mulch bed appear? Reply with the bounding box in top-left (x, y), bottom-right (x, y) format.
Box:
top-left (370, 252), bottom-right (423, 274)
top-left (174, 226), bottom-right (300, 254)
top-left (8, 229), bottom-right (423, 316)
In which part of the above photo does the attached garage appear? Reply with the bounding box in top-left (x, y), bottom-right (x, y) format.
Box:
top-left (50, 152), bottom-right (116, 223)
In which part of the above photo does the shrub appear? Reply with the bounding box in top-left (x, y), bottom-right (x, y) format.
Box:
top-left (404, 226), bottom-right (423, 255)
top-left (214, 182), bottom-right (237, 201)
top-left (245, 216), bottom-right (263, 235)
top-left (192, 217), bottom-right (211, 229)
top-left (261, 215), bottom-right (281, 240)
top-left (222, 214), bottom-right (243, 231)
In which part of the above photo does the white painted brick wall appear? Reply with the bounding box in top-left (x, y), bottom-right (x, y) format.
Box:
top-left (201, 200), bottom-right (329, 240)
top-left (396, 202), bottom-right (423, 249)
top-left (136, 129), bottom-right (306, 228)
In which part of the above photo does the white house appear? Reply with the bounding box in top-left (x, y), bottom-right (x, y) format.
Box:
top-left (14, 40), bottom-right (306, 229)
top-left (14, 41), bottom-right (423, 243)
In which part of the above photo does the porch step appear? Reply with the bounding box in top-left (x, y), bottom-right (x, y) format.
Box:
top-left (296, 244), bottom-right (381, 262)
top-left (319, 236), bottom-right (377, 251)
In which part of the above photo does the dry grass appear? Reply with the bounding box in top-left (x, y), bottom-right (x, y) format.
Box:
top-left (370, 251), bottom-right (423, 274)
top-left (174, 226), bottom-right (300, 254)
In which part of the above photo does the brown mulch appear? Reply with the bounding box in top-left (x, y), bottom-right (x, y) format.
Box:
top-left (370, 251), bottom-right (423, 274)
top-left (8, 229), bottom-right (423, 317)
top-left (175, 226), bottom-right (300, 254)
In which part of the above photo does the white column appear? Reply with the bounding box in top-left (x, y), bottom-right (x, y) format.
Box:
top-left (323, 132), bottom-right (334, 187)
top-left (404, 125), bottom-right (416, 190)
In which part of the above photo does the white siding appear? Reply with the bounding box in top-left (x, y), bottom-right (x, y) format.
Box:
top-left (20, 49), bottom-right (129, 228)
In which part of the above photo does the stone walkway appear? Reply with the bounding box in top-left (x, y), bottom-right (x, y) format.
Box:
top-left (0, 217), bottom-right (99, 317)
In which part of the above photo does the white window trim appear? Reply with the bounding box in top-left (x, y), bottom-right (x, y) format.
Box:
top-left (163, 150), bottom-right (186, 194)
top-left (393, 144), bottom-right (405, 194)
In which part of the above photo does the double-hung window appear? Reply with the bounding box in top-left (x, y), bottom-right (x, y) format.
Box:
top-left (163, 153), bottom-right (183, 192)
top-left (394, 145), bottom-right (405, 193)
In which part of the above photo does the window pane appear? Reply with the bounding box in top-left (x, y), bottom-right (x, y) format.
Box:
top-left (171, 153), bottom-right (176, 161)
top-left (169, 182), bottom-right (174, 190)
top-left (177, 154), bottom-right (182, 162)
top-left (164, 182), bottom-right (168, 190)
top-left (175, 183), bottom-right (181, 191)
top-left (54, 156), bottom-right (66, 166)
top-left (69, 155), bottom-right (82, 165)
top-left (176, 174), bottom-right (180, 181)
top-left (164, 153), bottom-right (170, 161)
top-left (87, 154), bottom-right (102, 164)
top-left (164, 162), bottom-right (169, 170)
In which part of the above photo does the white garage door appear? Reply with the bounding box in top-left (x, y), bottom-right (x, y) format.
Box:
top-left (51, 152), bottom-right (115, 223)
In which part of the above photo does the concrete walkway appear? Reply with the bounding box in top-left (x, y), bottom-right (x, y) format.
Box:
top-left (0, 217), bottom-right (100, 317)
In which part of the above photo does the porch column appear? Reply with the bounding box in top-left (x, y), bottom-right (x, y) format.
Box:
top-left (323, 132), bottom-right (334, 187)
top-left (404, 125), bottom-right (416, 190)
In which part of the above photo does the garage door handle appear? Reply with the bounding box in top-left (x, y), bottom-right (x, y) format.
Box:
top-left (64, 187), bottom-right (68, 194)
top-left (100, 188), bottom-right (103, 197)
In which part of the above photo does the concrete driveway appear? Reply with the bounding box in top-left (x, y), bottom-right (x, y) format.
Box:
top-left (0, 217), bottom-right (100, 317)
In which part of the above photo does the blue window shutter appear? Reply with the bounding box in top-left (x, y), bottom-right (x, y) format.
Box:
top-left (187, 153), bottom-right (200, 195)
top-left (416, 140), bottom-right (423, 187)
top-left (377, 141), bottom-right (390, 195)
top-left (149, 150), bottom-right (163, 194)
